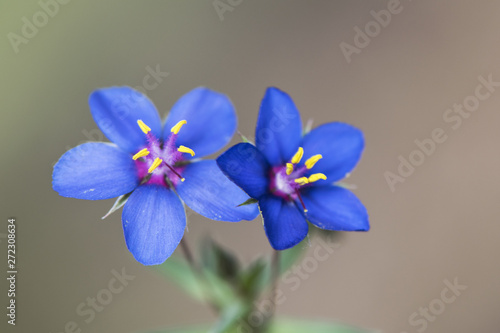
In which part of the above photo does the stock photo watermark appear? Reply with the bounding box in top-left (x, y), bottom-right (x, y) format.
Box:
top-left (384, 74), bottom-right (500, 192)
top-left (6, 218), bottom-right (17, 326)
top-left (340, 0), bottom-right (407, 64)
top-left (51, 267), bottom-right (135, 333)
top-left (133, 64), bottom-right (169, 95)
top-left (7, 0), bottom-right (72, 54)
top-left (237, 237), bottom-right (340, 333)
top-left (213, 0), bottom-right (243, 21)
top-left (51, 64), bottom-right (168, 166)
top-left (400, 277), bottom-right (467, 333)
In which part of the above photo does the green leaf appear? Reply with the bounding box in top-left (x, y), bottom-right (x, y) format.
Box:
top-left (156, 241), bottom-right (241, 309)
top-left (246, 240), bottom-right (309, 295)
top-left (202, 268), bottom-right (239, 309)
top-left (200, 237), bottom-right (241, 283)
top-left (238, 258), bottom-right (267, 299)
top-left (155, 256), bottom-right (206, 302)
top-left (208, 301), bottom-right (249, 333)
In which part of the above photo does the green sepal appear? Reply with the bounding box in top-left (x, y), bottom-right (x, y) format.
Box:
top-left (237, 198), bottom-right (259, 207)
top-left (303, 118), bottom-right (314, 135)
top-left (238, 131), bottom-right (254, 144)
top-left (101, 191), bottom-right (132, 219)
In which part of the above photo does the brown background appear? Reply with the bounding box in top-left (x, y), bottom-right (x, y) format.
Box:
top-left (1, 1), bottom-right (500, 332)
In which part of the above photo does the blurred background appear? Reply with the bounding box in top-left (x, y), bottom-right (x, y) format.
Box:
top-left (1, 1), bottom-right (500, 332)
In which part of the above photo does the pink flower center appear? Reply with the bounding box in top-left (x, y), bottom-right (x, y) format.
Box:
top-left (268, 147), bottom-right (327, 212)
top-left (132, 120), bottom-right (195, 188)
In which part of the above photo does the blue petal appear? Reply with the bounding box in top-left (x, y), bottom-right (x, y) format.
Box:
top-left (259, 194), bottom-right (308, 250)
top-left (255, 87), bottom-right (302, 166)
top-left (122, 185), bottom-right (186, 265)
top-left (89, 87), bottom-right (162, 153)
top-left (216, 143), bottom-right (270, 199)
top-left (301, 186), bottom-right (369, 231)
top-left (176, 160), bottom-right (259, 222)
top-left (163, 87), bottom-right (236, 158)
top-left (52, 143), bottom-right (139, 200)
top-left (300, 122), bottom-right (364, 183)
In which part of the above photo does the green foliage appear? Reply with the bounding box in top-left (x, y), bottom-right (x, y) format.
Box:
top-left (238, 258), bottom-right (267, 299)
top-left (200, 237), bottom-right (240, 283)
top-left (154, 237), bottom-right (369, 333)
top-left (144, 318), bottom-right (373, 333)
top-left (155, 256), bottom-right (206, 302)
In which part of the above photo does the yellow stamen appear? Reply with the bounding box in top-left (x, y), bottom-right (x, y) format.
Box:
top-left (305, 154), bottom-right (323, 169)
top-left (286, 163), bottom-right (294, 175)
top-left (132, 148), bottom-right (150, 160)
top-left (171, 120), bottom-right (187, 135)
top-left (308, 173), bottom-right (327, 183)
top-left (294, 177), bottom-right (309, 186)
top-left (137, 120), bottom-right (151, 134)
top-left (291, 147), bottom-right (304, 164)
top-left (177, 145), bottom-right (195, 157)
top-left (148, 157), bottom-right (163, 173)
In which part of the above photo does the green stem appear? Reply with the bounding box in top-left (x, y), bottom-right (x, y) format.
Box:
top-left (270, 250), bottom-right (281, 318)
top-left (179, 237), bottom-right (196, 268)
top-left (179, 237), bottom-right (221, 314)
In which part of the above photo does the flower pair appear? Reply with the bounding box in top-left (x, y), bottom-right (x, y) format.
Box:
top-left (52, 86), bottom-right (369, 265)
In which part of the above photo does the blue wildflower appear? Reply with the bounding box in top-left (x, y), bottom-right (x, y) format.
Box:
top-left (217, 87), bottom-right (369, 250)
top-left (53, 87), bottom-right (258, 265)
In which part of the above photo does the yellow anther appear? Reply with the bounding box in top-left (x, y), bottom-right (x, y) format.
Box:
top-left (177, 145), bottom-right (195, 157)
top-left (308, 173), bottom-right (327, 183)
top-left (305, 154), bottom-right (323, 169)
top-left (137, 120), bottom-right (151, 134)
top-left (286, 163), bottom-right (294, 176)
top-left (132, 148), bottom-right (150, 160)
top-left (148, 157), bottom-right (163, 173)
top-left (171, 120), bottom-right (187, 135)
top-left (294, 177), bottom-right (309, 186)
top-left (180, 178), bottom-right (185, 182)
top-left (291, 147), bottom-right (304, 164)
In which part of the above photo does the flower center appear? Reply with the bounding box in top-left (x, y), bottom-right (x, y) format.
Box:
top-left (269, 147), bottom-right (326, 212)
top-left (132, 119), bottom-right (195, 187)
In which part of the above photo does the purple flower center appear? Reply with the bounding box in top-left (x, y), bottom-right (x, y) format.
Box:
top-left (268, 147), bottom-right (327, 211)
top-left (132, 120), bottom-right (195, 188)
top-left (269, 165), bottom-right (307, 200)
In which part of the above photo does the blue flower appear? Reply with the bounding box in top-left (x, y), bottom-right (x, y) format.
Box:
top-left (217, 87), bottom-right (369, 250)
top-left (53, 87), bottom-right (258, 265)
